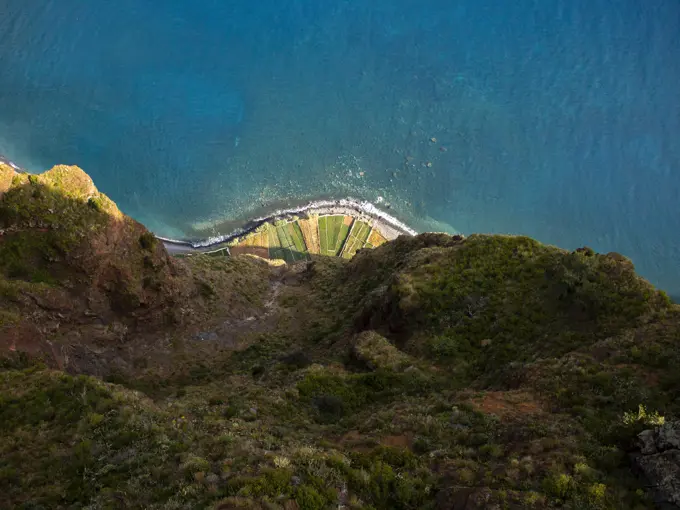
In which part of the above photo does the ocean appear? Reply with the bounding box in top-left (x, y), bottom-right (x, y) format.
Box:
top-left (0, 0), bottom-right (678, 297)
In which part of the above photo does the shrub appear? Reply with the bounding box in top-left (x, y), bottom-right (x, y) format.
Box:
top-left (622, 404), bottom-right (664, 427)
top-left (297, 370), bottom-right (432, 422)
top-left (139, 232), bottom-right (157, 251)
top-left (587, 483), bottom-right (608, 507)
top-left (87, 196), bottom-right (104, 212)
top-left (543, 473), bottom-right (575, 499)
top-left (295, 484), bottom-right (327, 510)
top-left (232, 469), bottom-right (293, 498)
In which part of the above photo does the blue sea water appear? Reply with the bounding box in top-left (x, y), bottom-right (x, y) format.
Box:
top-left (0, 0), bottom-right (679, 296)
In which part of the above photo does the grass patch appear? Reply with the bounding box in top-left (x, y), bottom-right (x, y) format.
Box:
top-left (318, 216), bottom-right (329, 256)
top-left (342, 220), bottom-right (371, 259)
top-left (296, 368), bottom-right (434, 423)
top-left (267, 223), bottom-right (287, 262)
top-left (0, 368), bottom-right (192, 508)
top-left (0, 231), bottom-right (62, 284)
top-left (319, 215), bottom-right (350, 257)
top-left (290, 223), bottom-right (308, 255)
top-left (275, 222), bottom-right (309, 263)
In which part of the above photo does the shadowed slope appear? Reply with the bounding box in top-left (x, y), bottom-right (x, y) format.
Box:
top-left (0, 164), bottom-right (273, 374)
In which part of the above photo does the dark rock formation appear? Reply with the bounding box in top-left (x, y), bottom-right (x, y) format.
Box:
top-left (635, 422), bottom-right (680, 508)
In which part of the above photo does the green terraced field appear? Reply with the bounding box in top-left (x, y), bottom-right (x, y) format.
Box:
top-left (319, 215), bottom-right (351, 256)
top-left (231, 215), bottom-right (384, 262)
top-left (341, 220), bottom-right (372, 259)
top-left (290, 223), bottom-right (307, 254)
top-left (318, 216), bottom-right (329, 255)
top-left (267, 224), bottom-right (288, 261)
top-left (276, 222), bottom-right (310, 262)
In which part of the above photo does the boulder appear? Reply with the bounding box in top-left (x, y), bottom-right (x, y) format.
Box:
top-left (635, 421), bottom-right (680, 508)
top-left (659, 422), bottom-right (680, 451)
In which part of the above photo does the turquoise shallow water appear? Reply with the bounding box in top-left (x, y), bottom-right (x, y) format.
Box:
top-left (0, 1), bottom-right (679, 297)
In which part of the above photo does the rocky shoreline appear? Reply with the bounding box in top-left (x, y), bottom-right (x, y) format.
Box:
top-left (160, 197), bottom-right (417, 255)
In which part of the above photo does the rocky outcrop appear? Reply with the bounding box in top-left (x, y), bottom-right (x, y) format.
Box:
top-left (0, 164), bottom-right (272, 374)
top-left (0, 164), bottom-right (184, 324)
top-left (635, 421), bottom-right (680, 508)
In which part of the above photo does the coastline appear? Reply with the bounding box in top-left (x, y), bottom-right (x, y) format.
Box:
top-left (0, 153), bottom-right (413, 256)
top-left (0, 154), bottom-right (25, 173)
top-left (160, 197), bottom-right (417, 255)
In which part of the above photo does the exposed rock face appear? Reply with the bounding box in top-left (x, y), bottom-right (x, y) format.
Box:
top-left (659, 422), bottom-right (680, 451)
top-left (636, 422), bottom-right (680, 508)
top-left (0, 164), bottom-right (272, 373)
top-left (0, 164), bottom-right (187, 332)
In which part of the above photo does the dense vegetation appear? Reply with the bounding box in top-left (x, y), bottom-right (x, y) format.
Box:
top-left (1, 164), bottom-right (678, 509)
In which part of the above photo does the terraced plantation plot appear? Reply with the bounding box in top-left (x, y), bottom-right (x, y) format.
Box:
top-left (267, 224), bottom-right (288, 262)
top-left (319, 215), bottom-right (352, 256)
top-left (298, 215), bottom-right (320, 254)
top-left (341, 220), bottom-right (371, 259)
top-left (364, 229), bottom-right (388, 249)
top-left (243, 231), bottom-right (268, 248)
top-left (291, 223), bottom-right (308, 255)
top-left (232, 230), bottom-right (269, 259)
top-left (230, 215), bottom-right (388, 262)
top-left (275, 222), bottom-right (309, 262)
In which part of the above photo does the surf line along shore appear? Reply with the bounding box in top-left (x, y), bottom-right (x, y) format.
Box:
top-left (160, 198), bottom-right (418, 256)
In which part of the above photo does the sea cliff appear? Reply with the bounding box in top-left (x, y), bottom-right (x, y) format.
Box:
top-left (1, 164), bottom-right (679, 509)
